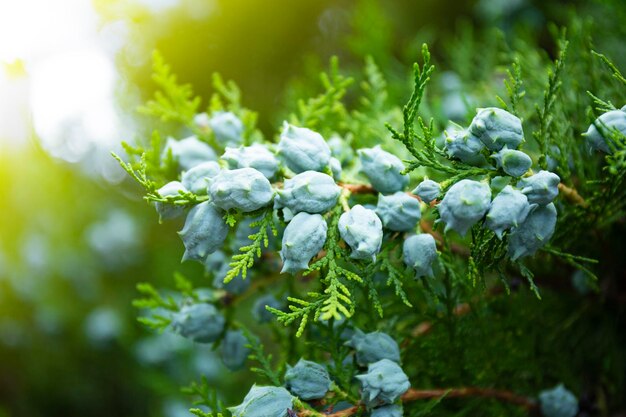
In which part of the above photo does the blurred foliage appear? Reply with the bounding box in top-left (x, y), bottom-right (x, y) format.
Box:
top-left (0, 0), bottom-right (625, 416)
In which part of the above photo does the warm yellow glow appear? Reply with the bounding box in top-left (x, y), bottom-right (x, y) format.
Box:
top-left (0, 0), bottom-right (97, 63)
top-left (0, 0), bottom-right (127, 177)
top-left (0, 63), bottom-right (31, 147)
top-left (30, 48), bottom-right (120, 160)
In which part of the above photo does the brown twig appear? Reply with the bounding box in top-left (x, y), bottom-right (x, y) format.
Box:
top-left (298, 387), bottom-right (537, 416)
top-left (338, 182), bottom-right (377, 194)
top-left (558, 183), bottom-right (587, 207)
top-left (338, 181), bottom-right (586, 209)
top-left (298, 405), bottom-right (359, 417)
top-left (337, 183), bottom-right (426, 204)
top-left (401, 387), bottom-right (538, 410)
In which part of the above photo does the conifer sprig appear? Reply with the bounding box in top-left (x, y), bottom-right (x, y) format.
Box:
top-left (497, 58), bottom-right (525, 116)
top-left (385, 44), bottom-right (435, 158)
top-left (182, 377), bottom-right (226, 417)
top-left (271, 205), bottom-right (364, 336)
top-left (132, 282), bottom-right (178, 330)
top-left (242, 327), bottom-right (282, 386)
top-left (534, 32), bottom-right (569, 169)
top-left (387, 44), bottom-right (492, 182)
top-left (223, 208), bottom-right (277, 284)
top-left (139, 50), bottom-right (201, 125)
top-left (592, 50), bottom-right (626, 86)
top-left (291, 56), bottom-right (354, 131)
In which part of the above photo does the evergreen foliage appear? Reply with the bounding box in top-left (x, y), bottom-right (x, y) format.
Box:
top-left (115, 9), bottom-right (626, 417)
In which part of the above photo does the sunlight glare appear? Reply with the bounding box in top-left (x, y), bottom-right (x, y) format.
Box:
top-left (0, 0), bottom-right (134, 182)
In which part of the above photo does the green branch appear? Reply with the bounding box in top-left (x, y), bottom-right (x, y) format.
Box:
top-left (271, 205), bottom-right (363, 336)
top-left (223, 208), bottom-right (277, 283)
top-left (291, 56), bottom-right (354, 130)
top-left (139, 50), bottom-right (201, 125)
top-left (592, 50), bottom-right (626, 86)
top-left (497, 58), bottom-right (525, 116)
top-left (534, 32), bottom-right (569, 169)
top-left (241, 327), bottom-right (282, 386)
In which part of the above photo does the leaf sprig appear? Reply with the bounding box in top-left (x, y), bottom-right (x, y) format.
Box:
top-left (386, 44), bottom-right (492, 184)
top-left (269, 205), bottom-right (363, 337)
top-left (132, 282), bottom-right (178, 330)
top-left (139, 50), bottom-right (201, 125)
top-left (182, 377), bottom-right (226, 417)
top-left (291, 56), bottom-right (354, 132)
top-left (534, 31), bottom-right (569, 169)
top-left (242, 327), bottom-right (282, 386)
top-left (223, 208), bottom-right (277, 284)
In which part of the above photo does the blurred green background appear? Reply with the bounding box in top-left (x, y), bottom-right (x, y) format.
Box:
top-left (0, 0), bottom-right (624, 416)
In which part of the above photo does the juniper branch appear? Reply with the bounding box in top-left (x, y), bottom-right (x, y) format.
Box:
top-left (592, 50), bottom-right (626, 86)
top-left (534, 32), bottom-right (569, 169)
top-left (224, 208), bottom-right (276, 283)
top-left (297, 387), bottom-right (537, 417)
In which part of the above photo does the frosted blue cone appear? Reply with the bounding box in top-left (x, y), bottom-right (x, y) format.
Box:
top-left (328, 134), bottom-right (355, 163)
top-left (491, 148), bottom-right (532, 177)
top-left (347, 330), bottom-right (401, 366)
top-left (375, 192), bottom-right (421, 231)
top-left (222, 144), bottom-right (279, 179)
top-left (280, 213), bottom-right (327, 274)
top-left (571, 270), bottom-right (591, 295)
top-left (338, 205), bottom-right (383, 261)
top-left (538, 384), bottom-right (578, 417)
top-left (356, 359), bottom-right (410, 407)
top-left (277, 122), bottom-right (331, 173)
top-left (170, 303), bottom-right (225, 343)
top-left (181, 161), bottom-right (220, 194)
top-left (284, 359), bottom-right (331, 400)
top-left (205, 250), bottom-right (229, 273)
top-left (275, 171), bottom-right (340, 214)
top-left (252, 294), bottom-right (282, 323)
top-left (444, 128), bottom-right (487, 166)
top-left (371, 405), bottom-right (403, 417)
top-left (193, 112), bottom-right (210, 130)
top-left (330, 157), bottom-right (342, 180)
top-left (84, 308), bottom-right (122, 345)
top-left (413, 179), bottom-right (441, 203)
top-left (228, 385), bottom-right (293, 417)
top-left (469, 107), bottom-right (524, 151)
top-left (163, 136), bottom-right (217, 171)
top-left (402, 234), bottom-right (437, 278)
top-left (179, 202), bottom-right (228, 262)
top-left (194, 288), bottom-right (216, 303)
top-left (281, 207), bottom-right (295, 222)
top-left (208, 168), bottom-right (273, 212)
top-left (583, 109), bottom-right (626, 154)
top-left (220, 329), bottom-right (249, 370)
top-left (155, 181), bottom-right (188, 221)
top-left (485, 185), bottom-right (535, 239)
top-left (518, 170), bottom-right (560, 206)
top-left (489, 175), bottom-right (511, 194)
top-left (208, 111), bottom-right (244, 146)
top-left (546, 145), bottom-right (560, 172)
top-left (357, 146), bottom-right (409, 193)
top-left (440, 71), bottom-right (463, 93)
top-left (438, 180), bottom-right (491, 237)
top-left (508, 202), bottom-right (557, 260)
